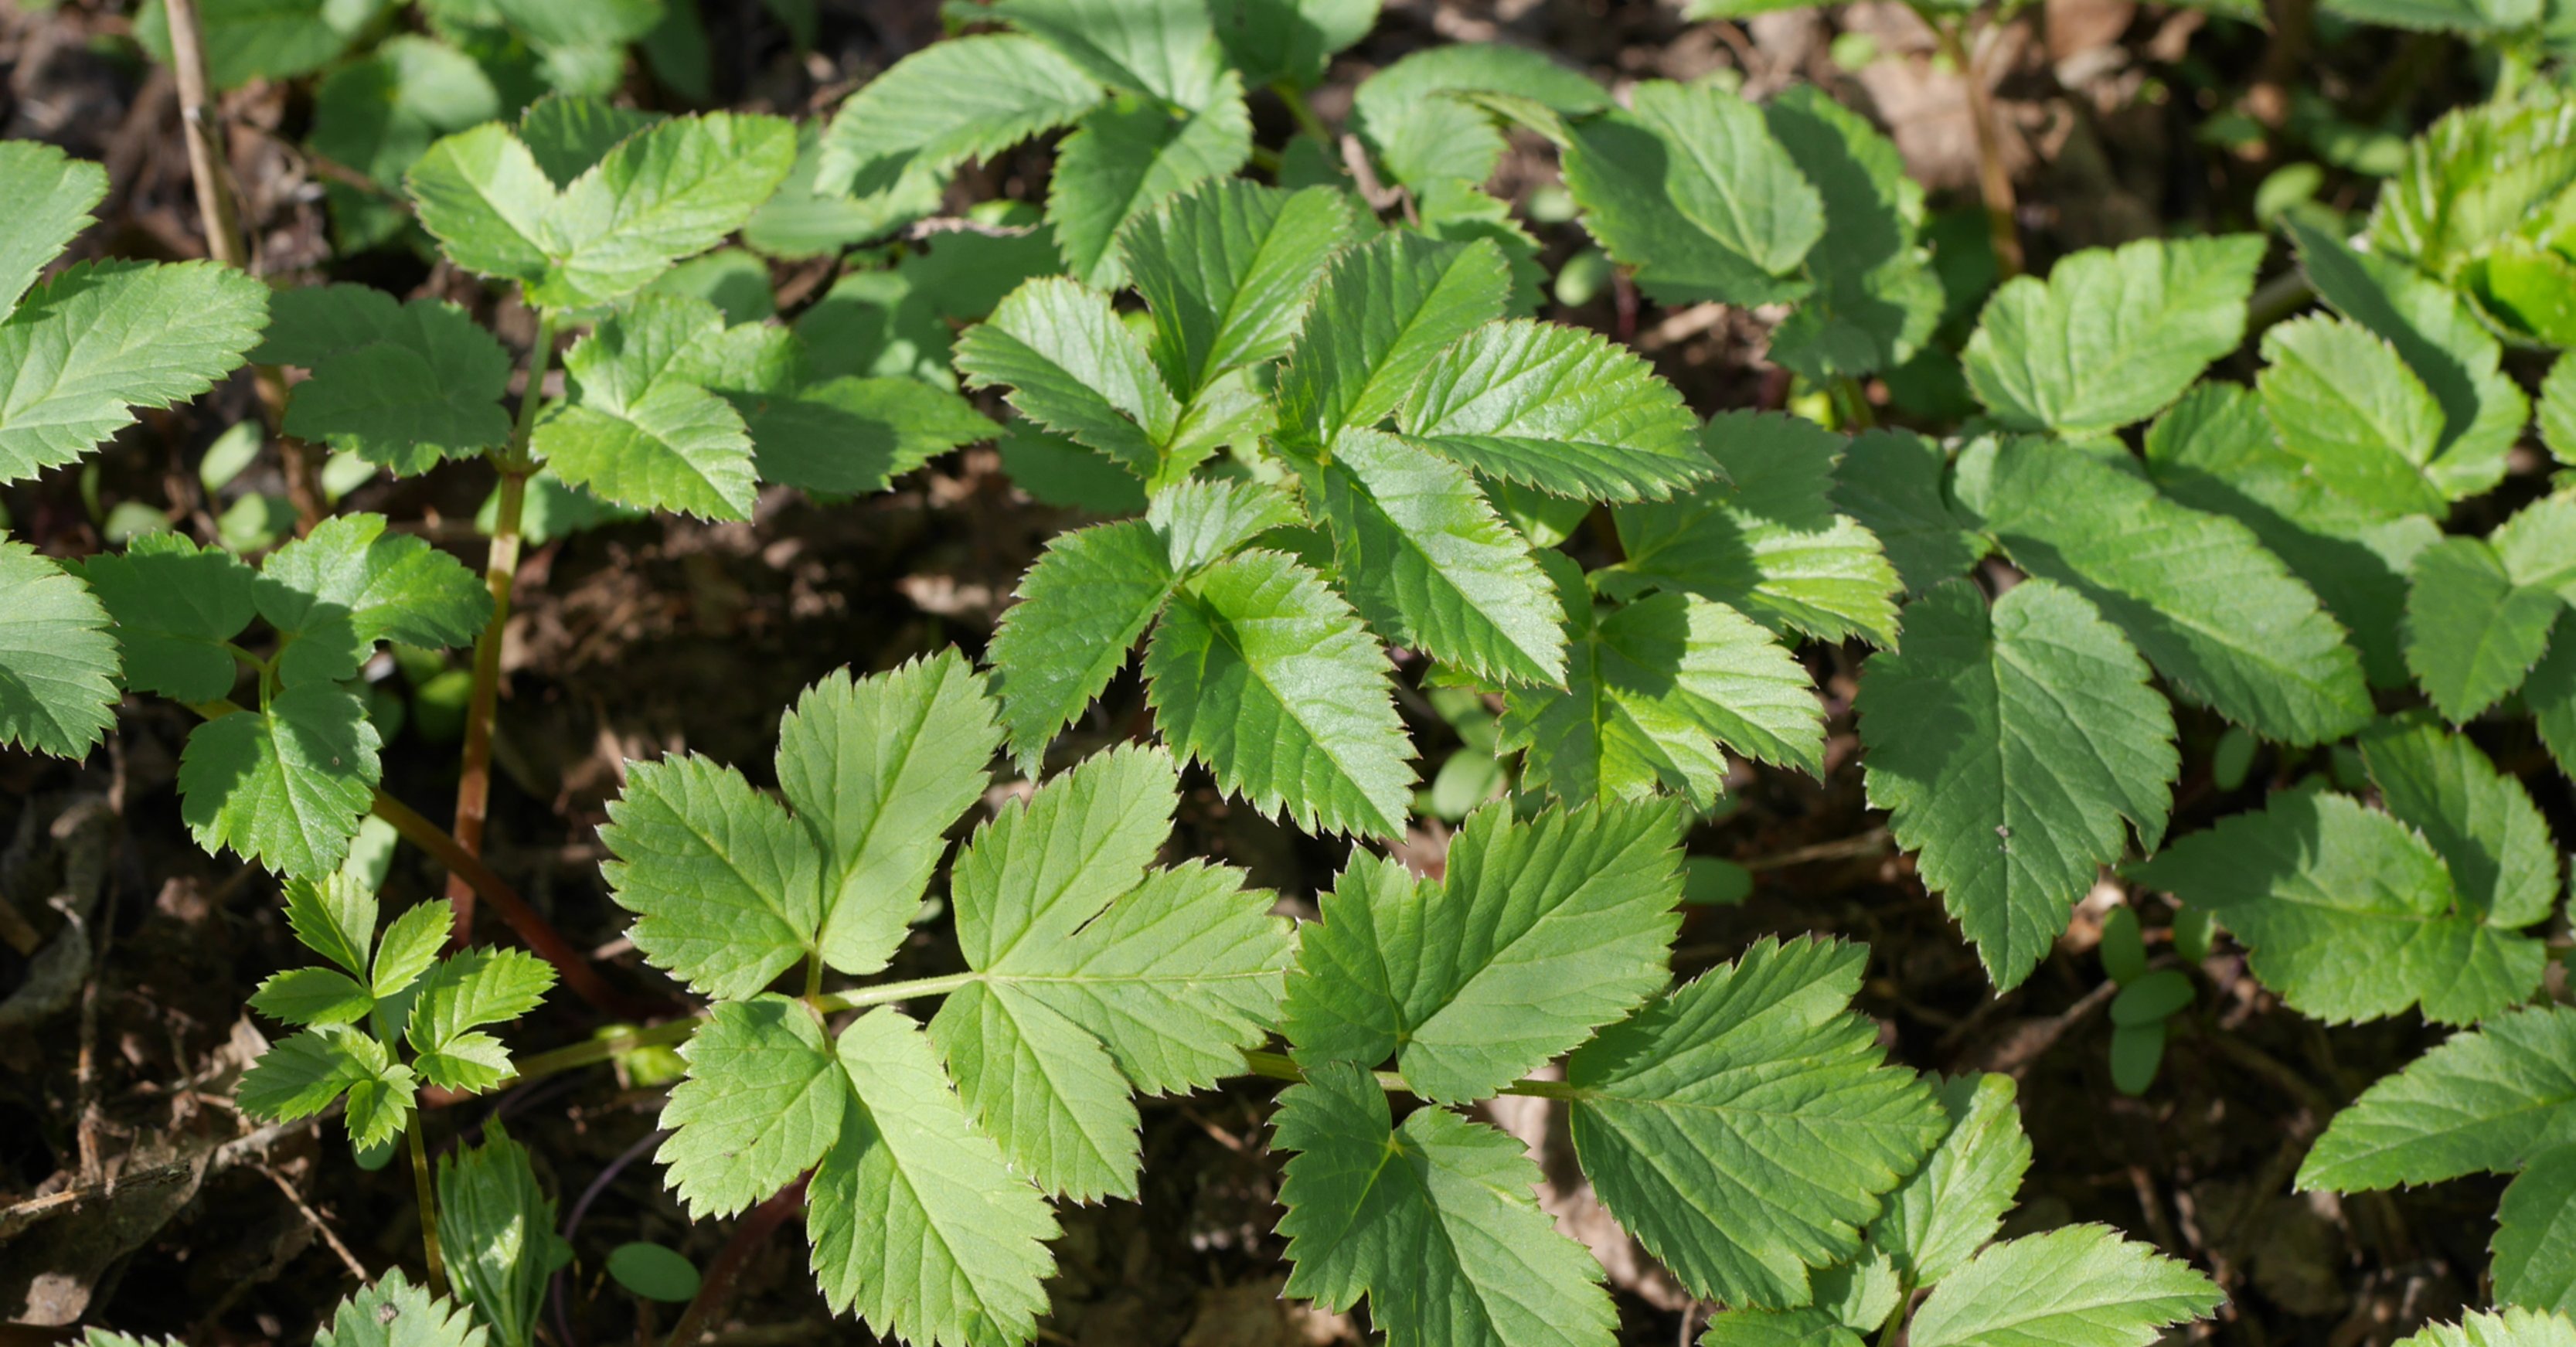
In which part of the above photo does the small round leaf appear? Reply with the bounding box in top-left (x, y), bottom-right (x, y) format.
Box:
top-left (608, 1241), bottom-right (702, 1303)
top-left (2110, 968), bottom-right (2194, 1027)
top-left (2109, 1019), bottom-right (2166, 1096)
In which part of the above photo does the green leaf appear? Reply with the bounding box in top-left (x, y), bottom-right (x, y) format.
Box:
top-left (1762, 87), bottom-right (1941, 383)
top-left (1502, 556), bottom-right (1824, 810)
top-left (658, 997), bottom-right (845, 1217)
top-left (0, 141), bottom-right (107, 318)
top-left (775, 651), bottom-right (1000, 976)
top-left (1564, 937), bottom-right (1945, 1307)
top-left (437, 1123), bottom-right (568, 1347)
top-left (0, 260), bottom-right (268, 484)
top-left (741, 376), bottom-right (997, 496)
top-left (1351, 43), bottom-right (1608, 189)
top-left (133, 0), bottom-right (376, 92)
top-left (1868, 1073), bottom-right (2033, 1287)
top-left (308, 1271), bottom-right (489, 1347)
top-left (2546, 357), bottom-right (2576, 465)
top-left (536, 307), bottom-right (758, 520)
top-left (254, 513), bottom-right (495, 686)
top-left (2360, 713), bottom-right (2557, 927)
top-left (601, 753), bottom-right (821, 1001)
top-left (2129, 787), bottom-right (2544, 1025)
top-left (410, 114), bottom-right (798, 311)
top-left (1316, 428), bottom-right (1566, 687)
top-left (1857, 578), bottom-right (2177, 988)
top-left (2370, 98), bottom-right (2576, 281)
top-left (1832, 429), bottom-right (1984, 594)
top-left (238, 1025), bottom-right (374, 1122)
top-left (813, 35), bottom-right (1103, 202)
top-left (1962, 235), bottom-right (2265, 437)
top-left (1698, 1311), bottom-right (1864, 1347)
top-left (1148, 476), bottom-right (1305, 573)
top-left (1955, 434), bottom-right (2371, 745)
top-left (747, 121), bottom-right (908, 260)
top-left (70, 529), bottom-right (254, 703)
top-left (1276, 233), bottom-right (1512, 449)
top-left (1274, 1060), bottom-right (1618, 1347)
top-left (1047, 74), bottom-right (1253, 290)
top-left (607, 1241), bottom-right (699, 1303)
top-left (2321, 0), bottom-right (2540, 29)
top-left (308, 36), bottom-right (502, 191)
top-left (1906, 1225), bottom-right (2222, 1347)
top-left (1143, 549), bottom-right (1414, 838)
top-left (986, 520), bottom-right (1178, 765)
top-left (2396, 1311), bottom-right (2576, 1347)
top-left (258, 285), bottom-right (513, 475)
top-left (1557, 80), bottom-right (1821, 308)
top-left (285, 871), bottom-right (378, 979)
top-left (516, 94), bottom-right (663, 189)
top-left (2496, 1145), bottom-right (2576, 1315)
top-left (2256, 315), bottom-right (2448, 519)
top-left (1602, 411), bottom-right (1902, 646)
top-left (371, 900), bottom-right (454, 1000)
top-left (808, 1008), bottom-right (1061, 1347)
top-left (179, 685), bottom-right (383, 879)
top-left (992, 0), bottom-right (1227, 109)
top-left (1394, 318), bottom-right (1708, 502)
top-left (2406, 536), bottom-right (2564, 723)
top-left (1121, 180), bottom-right (1361, 398)
top-left (2300, 1003), bottom-right (2576, 1191)
top-left (1281, 798), bottom-right (1683, 1103)
top-left (931, 979), bottom-right (1138, 1203)
top-left (407, 947), bottom-right (553, 1057)
top-left (955, 276), bottom-right (1182, 483)
top-left (2142, 382), bottom-right (2435, 689)
top-left (0, 541), bottom-right (119, 759)
top-left (249, 967), bottom-right (375, 1027)
top-left (1208, 0), bottom-right (1377, 90)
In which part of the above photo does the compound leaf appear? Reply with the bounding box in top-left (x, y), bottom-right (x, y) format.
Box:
top-left (311, 1270), bottom-right (488, 1347)
top-left (2299, 1005), bottom-right (2576, 1192)
top-left (1281, 798), bottom-right (1685, 1104)
top-left (1046, 73), bottom-right (1253, 290)
top-left (537, 308), bottom-right (759, 520)
top-left (1274, 1060), bottom-right (1618, 1347)
top-left (0, 542), bottom-right (119, 759)
top-left (406, 947), bottom-right (555, 1090)
top-left (2129, 787), bottom-right (2544, 1026)
top-left (955, 276), bottom-right (1181, 482)
top-left (1955, 435), bottom-right (2370, 745)
top-left (254, 513), bottom-right (493, 687)
top-left (1557, 80), bottom-right (1820, 308)
top-left (1396, 319), bottom-right (1710, 502)
top-left (1121, 180), bottom-right (1361, 397)
top-left (1869, 1073), bottom-right (2033, 1287)
top-left (1564, 937), bottom-right (1944, 1308)
top-left (248, 967), bottom-right (374, 1028)
top-left (814, 35), bottom-right (1103, 201)
top-left (532, 113), bottom-right (797, 311)
top-left (261, 285), bottom-right (512, 475)
top-left (658, 996), bottom-right (845, 1219)
top-left (1962, 235), bottom-right (2265, 437)
top-left (1905, 1224), bottom-right (2222, 1347)
top-left (2370, 98), bottom-right (2576, 282)
top-left (2396, 1311), bottom-right (2576, 1347)
top-left (1143, 549), bottom-right (1414, 838)
top-left (1856, 578), bottom-right (2177, 989)
top-left (179, 685), bottom-right (383, 879)
top-left (2257, 315), bottom-right (2448, 519)
top-left (0, 260), bottom-right (267, 483)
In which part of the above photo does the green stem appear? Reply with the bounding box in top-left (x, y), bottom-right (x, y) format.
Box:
top-left (446, 308), bottom-right (561, 945)
top-left (1272, 80), bottom-right (1332, 145)
top-left (408, 1113), bottom-right (450, 1297)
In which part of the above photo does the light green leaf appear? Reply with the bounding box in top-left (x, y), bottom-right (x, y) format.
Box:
top-left (956, 276), bottom-right (1182, 482)
top-left (2257, 315), bottom-right (2448, 519)
top-left (249, 967), bottom-right (375, 1027)
top-left (1763, 86), bottom-right (1941, 383)
top-left (238, 1025), bottom-right (377, 1123)
top-left (2397, 1311), bottom-right (2576, 1347)
top-left (1906, 1224), bottom-right (2222, 1347)
top-left (436, 1122), bottom-right (567, 1347)
top-left (1209, 0), bottom-right (1377, 90)
top-left (179, 685), bottom-right (383, 879)
top-left (2371, 98), bottom-right (2576, 281)
top-left (1122, 181), bottom-right (1360, 399)
top-left (1276, 233), bottom-right (1512, 449)
top-left (536, 315), bottom-right (758, 519)
top-left (2321, 0), bottom-right (2540, 29)
top-left (2530, 617), bottom-right (2576, 782)
top-left (407, 947), bottom-right (553, 1053)
top-left (1274, 1060), bottom-right (1618, 1347)
top-left (2142, 382), bottom-right (2435, 689)
top-left (1564, 937), bottom-right (1945, 1307)
top-left (0, 541), bottom-right (119, 760)
top-left (601, 754), bottom-right (820, 1001)
top-left (1352, 43), bottom-right (1608, 189)
top-left (404, 123), bottom-right (564, 288)
top-left (808, 1008), bottom-right (1060, 1347)
top-left (2405, 536), bottom-right (2562, 723)
top-left (1317, 427), bottom-right (1566, 686)
top-left (2496, 1145), bottom-right (2576, 1315)
top-left (1558, 80), bottom-right (1821, 308)
top-left (1832, 429), bottom-right (1984, 595)
top-left (814, 35), bottom-right (1104, 202)
top-left (1047, 73), bottom-right (1253, 290)
top-left (1858, 578), bottom-right (2176, 988)
top-left (371, 900), bottom-right (453, 1000)
top-left (2361, 713), bottom-right (2557, 927)
top-left (658, 996), bottom-right (845, 1218)
top-left (931, 980), bottom-right (1138, 1202)
top-left (2129, 787), bottom-right (2544, 1025)
top-left (0, 141), bottom-right (106, 318)
top-left (2546, 357), bottom-right (2576, 464)
top-left (1502, 556), bottom-right (1824, 810)
top-left (1281, 798), bottom-right (1684, 1103)
top-left (254, 512), bottom-right (495, 686)
top-left (0, 260), bottom-right (267, 484)
top-left (1148, 477), bottom-right (1305, 574)
top-left (992, 0), bottom-right (1227, 109)
top-left (776, 651), bottom-right (1000, 976)
top-left (2301, 1004), bottom-right (2576, 1191)
top-left (313, 1270), bottom-right (490, 1347)
top-left (985, 519), bottom-right (1177, 765)
top-left (1955, 434), bottom-right (2370, 745)
top-left (1602, 411), bottom-right (1902, 646)
top-left (1962, 235), bottom-right (2265, 437)
top-left (70, 531), bottom-right (252, 704)
top-left (1870, 1073), bottom-right (2032, 1287)
top-left (1143, 549), bottom-right (1414, 838)
top-left (1395, 318), bottom-right (1708, 502)
top-left (285, 871), bottom-right (378, 979)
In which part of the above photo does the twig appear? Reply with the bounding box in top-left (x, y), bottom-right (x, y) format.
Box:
top-left (666, 1181), bottom-right (808, 1347)
top-left (1743, 828), bottom-right (1891, 873)
top-left (257, 1163), bottom-right (372, 1281)
top-left (446, 311), bottom-right (563, 944)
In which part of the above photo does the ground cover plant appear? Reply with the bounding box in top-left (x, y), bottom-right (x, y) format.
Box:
top-left (6, 0), bottom-right (2576, 1344)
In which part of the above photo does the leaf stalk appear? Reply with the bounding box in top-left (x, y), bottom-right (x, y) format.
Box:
top-left (407, 1112), bottom-right (451, 1298)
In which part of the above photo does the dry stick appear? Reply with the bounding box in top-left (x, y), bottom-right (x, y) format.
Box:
top-left (1938, 18), bottom-right (2023, 281)
top-left (370, 788), bottom-right (659, 1020)
top-left (444, 311), bottom-right (563, 946)
top-left (665, 1179), bottom-right (809, 1347)
top-left (158, 0), bottom-right (327, 532)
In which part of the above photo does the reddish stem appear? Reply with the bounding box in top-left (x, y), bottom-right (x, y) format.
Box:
top-left (665, 1179), bottom-right (808, 1347)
